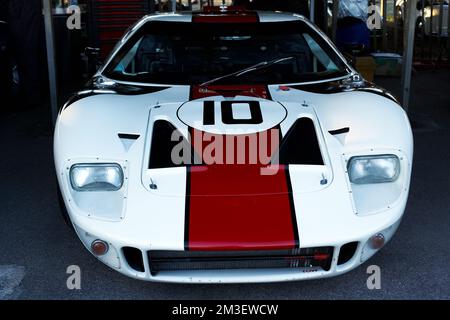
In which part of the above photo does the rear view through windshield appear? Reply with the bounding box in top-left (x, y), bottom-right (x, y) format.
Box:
top-left (104, 21), bottom-right (349, 85)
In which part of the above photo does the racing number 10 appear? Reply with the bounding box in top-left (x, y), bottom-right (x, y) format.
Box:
top-left (203, 101), bottom-right (263, 125)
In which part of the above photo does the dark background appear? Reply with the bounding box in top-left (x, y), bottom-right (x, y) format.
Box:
top-left (0, 0), bottom-right (449, 299)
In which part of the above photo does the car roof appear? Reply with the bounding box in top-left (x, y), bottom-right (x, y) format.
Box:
top-left (120, 11), bottom-right (309, 41)
top-left (137, 10), bottom-right (306, 24)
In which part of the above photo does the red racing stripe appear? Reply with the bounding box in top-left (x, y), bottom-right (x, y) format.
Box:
top-left (185, 127), bottom-right (299, 251)
top-left (191, 85), bottom-right (270, 100)
top-left (192, 14), bottom-right (259, 23)
top-left (192, 9), bottom-right (259, 24)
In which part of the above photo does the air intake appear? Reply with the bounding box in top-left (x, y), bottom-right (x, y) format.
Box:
top-left (337, 242), bottom-right (358, 265)
top-left (279, 117), bottom-right (324, 165)
top-left (148, 247), bottom-right (333, 275)
top-left (123, 247), bottom-right (145, 272)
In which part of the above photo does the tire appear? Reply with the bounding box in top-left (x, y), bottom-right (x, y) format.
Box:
top-left (57, 184), bottom-right (74, 231)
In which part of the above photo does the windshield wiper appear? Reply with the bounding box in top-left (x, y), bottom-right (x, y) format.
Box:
top-left (199, 56), bottom-right (294, 87)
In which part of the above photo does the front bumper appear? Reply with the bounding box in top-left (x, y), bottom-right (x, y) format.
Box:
top-left (60, 154), bottom-right (409, 283)
top-left (71, 217), bottom-right (402, 283)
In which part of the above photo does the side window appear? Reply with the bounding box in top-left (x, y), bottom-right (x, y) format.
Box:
top-left (115, 35), bottom-right (175, 75)
top-left (114, 38), bottom-right (142, 74)
top-left (303, 33), bottom-right (339, 73)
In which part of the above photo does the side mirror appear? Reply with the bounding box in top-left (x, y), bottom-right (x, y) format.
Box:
top-left (85, 46), bottom-right (100, 58)
top-left (343, 43), bottom-right (365, 56)
top-left (83, 47), bottom-right (102, 77)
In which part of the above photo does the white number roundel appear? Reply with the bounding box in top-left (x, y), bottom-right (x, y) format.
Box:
top-left (177, 99), bottom-right (287, 135)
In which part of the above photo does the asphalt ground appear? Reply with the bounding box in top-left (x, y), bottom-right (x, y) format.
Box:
top-left (0, 70), bottom-right (449, 299)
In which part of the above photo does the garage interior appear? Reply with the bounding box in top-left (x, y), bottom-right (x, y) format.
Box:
top-left (0, 0), bottom-right (449, 299)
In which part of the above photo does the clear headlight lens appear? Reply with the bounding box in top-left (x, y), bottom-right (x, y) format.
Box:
top-left (348, 155), bottom-right (400, 184)
top-left (70, 164), bottom-right (123, 191)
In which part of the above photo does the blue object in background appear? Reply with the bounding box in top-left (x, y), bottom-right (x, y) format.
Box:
top-left (336, 17), bottom-right (371, 52)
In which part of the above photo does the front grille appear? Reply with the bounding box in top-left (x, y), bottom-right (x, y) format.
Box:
top-left (148, 247), bottom-right (334, 275)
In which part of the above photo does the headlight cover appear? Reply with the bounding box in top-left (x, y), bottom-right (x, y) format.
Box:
top-left (348, 155), bottom-right (400, 184)
top-left (70, 163), bottom-right (123, 191)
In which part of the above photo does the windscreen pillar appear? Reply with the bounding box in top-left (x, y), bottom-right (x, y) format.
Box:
top-left (313, 0), bottom-right (328, 32)
top-left (331, 0), bottom-right (339, 43)
top-left (42, 0), bottom-right (58, 124)
top-left (400, 0), bottom-right (417, 112)
top-left (309, 0), bottom-right (315, 22)
top-left (448, 0), bottom-right (450, 63)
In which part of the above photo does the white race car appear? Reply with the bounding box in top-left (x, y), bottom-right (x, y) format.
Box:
top-left (54, 8), bottom-right (413, 283)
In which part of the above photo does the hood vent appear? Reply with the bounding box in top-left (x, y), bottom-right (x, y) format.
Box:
top-left (328, 127), bottom-right (349, 145)
top-left (147, 117), bottom-right (325, 169)
top-left (278, 118), bottom-right (324, 165)
top-left (328, 127), bottom-right (350, 135)
top-left (118, 133), bottom-right (140, 152)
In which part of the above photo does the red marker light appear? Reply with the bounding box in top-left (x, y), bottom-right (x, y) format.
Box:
top-left (369, 233), bottom-right (385, 249)
top-left (91, 240), bottom-right (109, 256)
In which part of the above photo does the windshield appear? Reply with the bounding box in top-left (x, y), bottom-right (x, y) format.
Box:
top-left (103, 20), bottom-right (350, 85)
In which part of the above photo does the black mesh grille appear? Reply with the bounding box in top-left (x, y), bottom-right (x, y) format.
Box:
top-left (148, 247), bottom-right (333, 275)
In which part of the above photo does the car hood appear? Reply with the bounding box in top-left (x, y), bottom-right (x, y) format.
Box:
top-left (141, 96), bottom-right (333, 198)
top-left (55, 83), bottom-right (413, 251)
top-left (56, 83), bottom-right (411, 199)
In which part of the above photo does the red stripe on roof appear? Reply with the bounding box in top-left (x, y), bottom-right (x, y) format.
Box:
top-left (193, 14), bottom-right (258, 23)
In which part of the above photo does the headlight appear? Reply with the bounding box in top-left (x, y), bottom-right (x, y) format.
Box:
top-left (348, 155), bottom-right (400, 184)
top-left (70, 164), bottom-right (123, 191)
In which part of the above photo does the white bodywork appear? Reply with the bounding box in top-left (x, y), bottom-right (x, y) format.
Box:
top-left (54, 12), bottom-right (413, 283)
